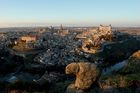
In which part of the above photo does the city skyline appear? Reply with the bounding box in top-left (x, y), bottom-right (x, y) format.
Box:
top-left (0, 0), bottom-right (140, 27)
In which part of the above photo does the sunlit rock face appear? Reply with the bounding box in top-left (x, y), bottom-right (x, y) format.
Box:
top-left (129, 50), bottom-right (140, 62)
top-left (65, 62), bottom-right (101, 90)
top-left (123, 50), bottom-right (140, 73)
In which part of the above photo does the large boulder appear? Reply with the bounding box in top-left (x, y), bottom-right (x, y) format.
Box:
top-left (65, 62), bottom-right (101, 90)
top-left (122, 50), bottom-right (140, 73)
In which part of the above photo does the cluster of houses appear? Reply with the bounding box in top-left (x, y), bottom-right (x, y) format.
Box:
top-left (8, 24), bottom-right (112, 52)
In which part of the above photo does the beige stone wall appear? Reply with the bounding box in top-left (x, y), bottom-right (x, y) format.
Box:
top-left (99, 25), bottom-right (112, 35)
top-left (21, 36), bottom-right (37, 42)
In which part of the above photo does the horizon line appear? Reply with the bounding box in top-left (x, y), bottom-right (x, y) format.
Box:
top-left (1, 25), bottom-right (140, 29)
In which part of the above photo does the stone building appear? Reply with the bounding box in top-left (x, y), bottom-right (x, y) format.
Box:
top-left (20, 35), bottom-right (38, 43)
top-left (58, 24), bottom-right (69, 36)
top-left (98, 24), bottom-right (112, 36)
top-left (76, 24), bottom-right (112, 40)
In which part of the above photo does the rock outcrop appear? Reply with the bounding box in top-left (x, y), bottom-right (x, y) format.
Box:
top-left (65, 62), bottom-right (101, 90)
top-left (123, 50), bottom-right (140, 73)
top-left (99, 50), bottom-right (140, 93)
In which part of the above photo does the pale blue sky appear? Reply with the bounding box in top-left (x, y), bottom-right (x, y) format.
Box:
top-left (0, 0), bottom-right (140, 27)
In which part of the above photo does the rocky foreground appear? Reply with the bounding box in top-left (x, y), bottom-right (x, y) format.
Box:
top-left (0, 27), bottom-right (140, 93)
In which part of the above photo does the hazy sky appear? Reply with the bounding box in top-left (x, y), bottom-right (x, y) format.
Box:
top-left (0, 0), bottom-right (140, 27)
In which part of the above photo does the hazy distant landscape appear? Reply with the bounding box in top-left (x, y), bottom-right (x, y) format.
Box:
top-left (0, 0), bottom-right (140, 93)
top-left (0, 25), bottom-right (139, 93)
top-left (1, 26), bottom-right (140, 35)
